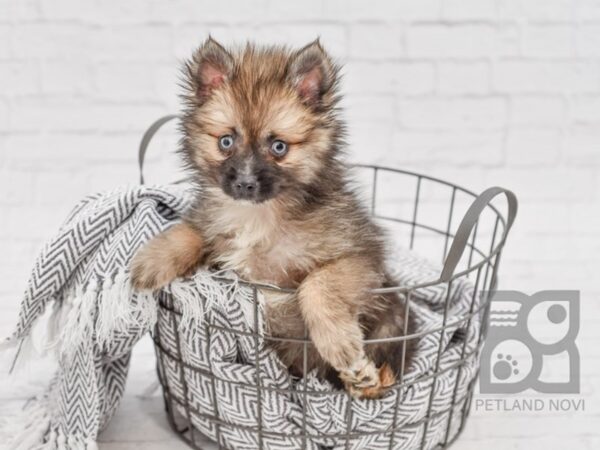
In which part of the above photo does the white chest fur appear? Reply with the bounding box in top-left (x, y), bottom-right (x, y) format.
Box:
top-left (206, 199), bottom-right (314, 285)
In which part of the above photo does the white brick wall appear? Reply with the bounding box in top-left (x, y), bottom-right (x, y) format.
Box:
top-left (0, 0), bottom-right (599, 448)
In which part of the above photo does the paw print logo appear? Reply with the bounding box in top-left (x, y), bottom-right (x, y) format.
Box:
top-left (480, 291), bottom-right (580, 394)
top-left (494, 354), bottom-right (519, 380)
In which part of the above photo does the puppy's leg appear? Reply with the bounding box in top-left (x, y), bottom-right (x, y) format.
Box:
top-left (298, 257), bottom-right (394, 399)
top-left (131, 222), bottom-right (204, 290)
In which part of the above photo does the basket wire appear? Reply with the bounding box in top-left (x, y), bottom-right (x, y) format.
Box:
top-left (151, 165), bottom-right (514, 450)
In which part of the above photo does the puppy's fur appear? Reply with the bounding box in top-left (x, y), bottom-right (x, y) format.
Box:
top-left (131, 38), bottom-right (414, 399)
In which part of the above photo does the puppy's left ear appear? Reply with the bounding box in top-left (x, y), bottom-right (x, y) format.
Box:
top-left (288, 40), bottom-right (338, 108)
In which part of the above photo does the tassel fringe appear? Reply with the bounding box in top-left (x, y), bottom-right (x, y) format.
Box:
top-left (0, 398), bottom-right (98, 450)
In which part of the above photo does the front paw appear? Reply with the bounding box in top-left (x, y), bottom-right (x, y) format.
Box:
top-left (130, 243), bottom-right (176, 291)
top-left (340, 360), bottom-right (395, 400)
top-left (130, 223), bottom-right (204, 291)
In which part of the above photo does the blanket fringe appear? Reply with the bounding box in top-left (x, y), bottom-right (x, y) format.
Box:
top-left (169, 270), bottom-right (237, 330)
top-left (58, 280), bottom-right (99, 360)
top-left (2, 304), bottom-right (62, 376)
top-left (2, 272), bottom-right (158, 367)
top-left (0, 398), bottom-right (97, 450)
top-left (95, 272), bottom-right (156, 352)
top-left (2, 270), bottom-right (251, 367)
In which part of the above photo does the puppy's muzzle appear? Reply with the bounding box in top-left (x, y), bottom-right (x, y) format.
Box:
top-left (232, 174), bottom-right (259, 200)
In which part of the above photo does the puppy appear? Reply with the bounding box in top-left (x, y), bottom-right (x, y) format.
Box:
top-left (131, 38), bottom-right (414, 399)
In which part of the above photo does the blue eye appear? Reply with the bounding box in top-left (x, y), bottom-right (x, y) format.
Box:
top-left (218, 135), bottom-right (234, 151)
top-left (270, 139), bottom-right (288, 157)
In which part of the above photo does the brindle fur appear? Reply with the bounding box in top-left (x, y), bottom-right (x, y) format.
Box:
top-left (131, 38), bottom-right (414, 399)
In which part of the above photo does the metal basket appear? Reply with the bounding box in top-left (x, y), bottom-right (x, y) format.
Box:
top-left (140, 116), bottom-right (517, 450)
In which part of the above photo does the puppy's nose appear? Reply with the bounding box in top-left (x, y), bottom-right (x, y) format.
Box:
top-left (237, 180), bottom-right (256, 193)
top-left (233, 176), bottom-right (258, 199)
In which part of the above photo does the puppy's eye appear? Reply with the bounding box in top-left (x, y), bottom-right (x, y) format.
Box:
top-left (270, 139), bottom-right (288, 157)
top-left (218, 135), bottom-right (235, 151)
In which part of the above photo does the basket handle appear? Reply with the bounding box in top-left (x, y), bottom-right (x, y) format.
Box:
top-left (439, 187), bottom-right (518, 283)
top-left (138, 114), bottom-right (179, 184)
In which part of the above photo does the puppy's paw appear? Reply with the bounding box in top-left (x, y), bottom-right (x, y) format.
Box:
top-left (130, 223), bottom-right (205, 291)
top-left (340, 360), bottom-right (395, 400)
top-left (130, 242), bottom-right (178, 291)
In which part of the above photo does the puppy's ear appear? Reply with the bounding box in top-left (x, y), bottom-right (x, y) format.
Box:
top-left (288, 40), bottom-right (337, 107)
top-left (187, 37), bottom-right (234, 103)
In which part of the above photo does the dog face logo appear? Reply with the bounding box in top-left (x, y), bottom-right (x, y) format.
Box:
top-left (480, 291), bottom-right (580, 394)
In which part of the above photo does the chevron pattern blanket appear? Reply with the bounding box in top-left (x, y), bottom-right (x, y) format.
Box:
top-left (0, 185), bottom-right (481, 450)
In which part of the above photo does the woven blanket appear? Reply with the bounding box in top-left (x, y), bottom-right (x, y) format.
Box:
top-left (0, 185), bottom-right (481, 450)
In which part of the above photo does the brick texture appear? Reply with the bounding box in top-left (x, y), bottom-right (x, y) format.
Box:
top-left (0, 0), bottom-right (598, 448)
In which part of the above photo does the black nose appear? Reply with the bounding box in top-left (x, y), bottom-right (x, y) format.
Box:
top-left (233, 176), bottom-right (259, 199)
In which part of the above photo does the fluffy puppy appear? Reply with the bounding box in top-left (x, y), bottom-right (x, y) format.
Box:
top-left (131, 38), bottom-right (414, 399)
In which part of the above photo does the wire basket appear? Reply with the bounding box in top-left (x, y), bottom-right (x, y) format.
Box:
top-left (141, 117), bottom-right (517, 450)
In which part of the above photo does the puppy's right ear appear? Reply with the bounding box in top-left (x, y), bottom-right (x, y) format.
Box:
top-left (186, 37), bottom-right (234, 103)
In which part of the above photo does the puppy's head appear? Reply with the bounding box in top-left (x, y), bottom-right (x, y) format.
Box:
top-left (181, 38), bottom-right (343, 204)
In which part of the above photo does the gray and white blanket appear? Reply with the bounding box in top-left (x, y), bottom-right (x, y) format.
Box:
top-left (0, 185), bottom-right (481, 450)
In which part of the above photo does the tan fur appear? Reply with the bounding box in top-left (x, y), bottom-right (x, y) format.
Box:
top-left (298, 256), bottom-right (381, 370)
top-left (131, 223), bottom-right (204, 290)
top-left (347, 363), bottom-right (396, 400)
top-left (131, 39), bottom-right (414, 399)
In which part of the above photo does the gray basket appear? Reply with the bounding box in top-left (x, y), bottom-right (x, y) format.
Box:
top-left (140, 116), bottom-right (517, 450)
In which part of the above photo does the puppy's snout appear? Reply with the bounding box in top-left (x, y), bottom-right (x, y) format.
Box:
top-left (233, 175), bottom-right (259, 200)
top-left (221, 155), bottom-right (276, 203)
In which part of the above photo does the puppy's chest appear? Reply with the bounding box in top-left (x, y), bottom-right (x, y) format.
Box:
top-left (206, 207), bottom-right (314, 286)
